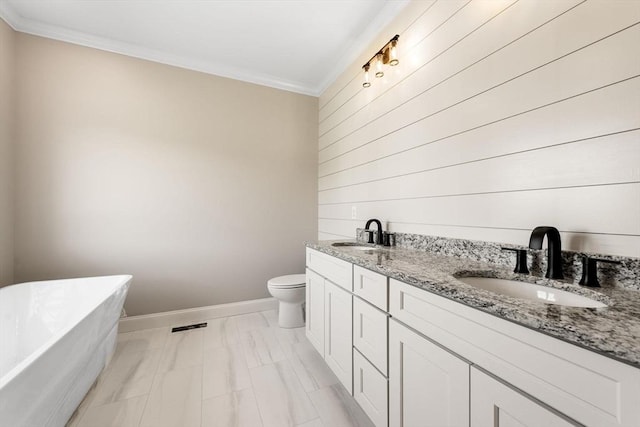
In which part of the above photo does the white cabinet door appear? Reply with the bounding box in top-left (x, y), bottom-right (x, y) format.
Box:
top-left (354, 349), bottom-right (388, 427)
top-left (324, 280), bottom-right (353, 394)
top-left (389, 319), bottom-right (469, 427)
top-left (471, 367), bottom-right (577, 427)
top-left (305, 268), bottom-right (325, 356)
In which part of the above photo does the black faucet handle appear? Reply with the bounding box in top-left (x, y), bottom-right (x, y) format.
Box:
top-left (579, 256), bottom-right (621, 287)
top-left (363, 229), bottom-right (375, 244)
top-left (501, 247), bottom-right (530, 274)
top-left (383, 231), bottom-right (396, 247)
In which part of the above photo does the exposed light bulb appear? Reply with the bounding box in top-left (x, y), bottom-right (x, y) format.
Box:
top-left (361, 35), bottom-right (399, 87)
top-left (389, 40), bottom-right (399, 66)
top-left (375, 53), bottom-right (384, 78)
top-left (362, 64), bottom-right (371, 88)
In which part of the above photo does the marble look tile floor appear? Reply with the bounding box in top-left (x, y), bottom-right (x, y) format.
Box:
top-left (66, 310), bottom-right (374, 427)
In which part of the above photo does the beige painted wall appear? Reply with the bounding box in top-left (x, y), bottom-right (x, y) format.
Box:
top-left (14, 33), bottom-right (318, 315)
top-left (0, 18), bottom-right (14, 286)
top-left (318, 0), bottom-right (640, 257)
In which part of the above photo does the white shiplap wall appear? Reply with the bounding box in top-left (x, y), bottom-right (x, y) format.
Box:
top-left (317, 0), bottom-right (640, 257)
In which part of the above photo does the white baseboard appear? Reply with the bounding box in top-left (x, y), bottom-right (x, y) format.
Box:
top-left (119, 297), bottom-right (278, 332)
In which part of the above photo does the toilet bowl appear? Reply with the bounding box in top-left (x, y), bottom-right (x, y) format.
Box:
top-left (267, 274), bottom-right (306, 328)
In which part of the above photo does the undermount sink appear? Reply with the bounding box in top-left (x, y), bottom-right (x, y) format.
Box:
top-left (457, 276), bottom-right (607, 308)
top-left (331, 242), bottom-right (380, 251)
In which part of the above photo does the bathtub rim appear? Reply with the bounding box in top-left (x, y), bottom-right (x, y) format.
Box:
top-left (0, 274), bottom-right (132, 390)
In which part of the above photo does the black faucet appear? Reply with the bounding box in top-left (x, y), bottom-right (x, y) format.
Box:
top-left (528, 226), bottom-right (564, 280)
top-left (365, 219), bottom-right (383, 245)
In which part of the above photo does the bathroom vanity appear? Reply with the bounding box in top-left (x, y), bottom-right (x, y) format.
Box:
top-left (304, 241), bottom-right (640, 427)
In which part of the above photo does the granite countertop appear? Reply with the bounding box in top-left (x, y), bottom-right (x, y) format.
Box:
top-left (306, 240), bottom-right (640, 368)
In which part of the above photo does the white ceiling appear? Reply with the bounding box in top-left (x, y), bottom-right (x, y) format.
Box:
top-left (0, 0), bottom-right (408, 96)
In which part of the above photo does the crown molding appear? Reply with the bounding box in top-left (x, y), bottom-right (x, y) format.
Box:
top-left (0, 1), bottom-right (21, 30)
top-left (0, 2), bottom-right (319, 96)
top-left (0, 1), bottom-right (408, 97)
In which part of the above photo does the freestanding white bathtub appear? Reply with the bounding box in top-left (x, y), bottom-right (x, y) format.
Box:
top-left (0, 275), bottom-right (131, 427)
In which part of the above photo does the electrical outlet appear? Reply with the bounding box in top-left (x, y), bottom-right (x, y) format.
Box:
top-left (351, 206), bottom-right (357, 220)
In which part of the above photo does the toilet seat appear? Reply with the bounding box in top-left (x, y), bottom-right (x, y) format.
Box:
top-left (269, 284), bottom-right (305, 289)
top-left (267, 274), bottom-right (306, 289)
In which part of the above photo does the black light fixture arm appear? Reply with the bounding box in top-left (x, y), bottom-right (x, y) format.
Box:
top-left (362, 34), bottom-right (400, 70)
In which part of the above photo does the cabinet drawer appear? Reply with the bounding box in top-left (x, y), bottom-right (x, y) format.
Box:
top-left (353, 265), bottom-right (388, 310)
top-left (389, 279), bottom-right (640, 427)
top-left (306, 248), bottom-right (353, 291)
top-left (354, 349), bottom-right (388, 427)
top-left (354, 296), bottom-right (388, 375)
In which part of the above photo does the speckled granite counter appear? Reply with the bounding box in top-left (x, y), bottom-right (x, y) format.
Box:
top-left (306, 240), bottom-right (640, 368)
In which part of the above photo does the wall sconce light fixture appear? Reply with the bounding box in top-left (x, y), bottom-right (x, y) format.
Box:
top-left (363, 63), bottom-right (371, 87)
top-left (362, 35), bottom-right (399, 88)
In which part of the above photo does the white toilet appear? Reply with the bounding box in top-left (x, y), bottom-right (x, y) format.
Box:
top-left (267, 274), bottom-right (306, 328)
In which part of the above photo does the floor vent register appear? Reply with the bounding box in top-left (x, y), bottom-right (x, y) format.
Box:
top-left (171, 322), bottom-right (208, 333)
